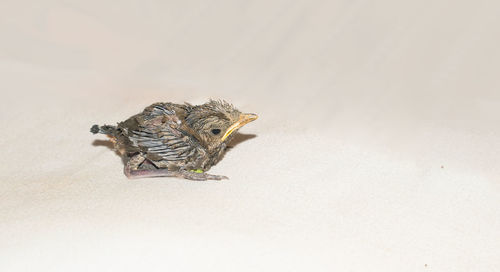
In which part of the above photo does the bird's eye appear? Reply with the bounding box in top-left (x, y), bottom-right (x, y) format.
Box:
top-left (211, 129), bottom-right (221, 135)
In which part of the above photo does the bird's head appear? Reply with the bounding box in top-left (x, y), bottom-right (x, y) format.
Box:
top-left (185, 100), bottom-right (258, 152)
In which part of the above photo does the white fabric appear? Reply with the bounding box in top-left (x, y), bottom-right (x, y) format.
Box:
top-left (1, 0), bottom-right (499, 271)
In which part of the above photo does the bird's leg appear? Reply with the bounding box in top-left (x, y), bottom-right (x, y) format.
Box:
top-left (124, 154), bottom-right (178, 179)
top-left (123, 155), bottom-right (227, 180)
top-left (179, 169), bottom-right (228, 181)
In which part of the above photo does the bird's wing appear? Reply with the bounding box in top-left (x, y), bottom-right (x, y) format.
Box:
top-left (127, 103), bottom-right (196, 161)
top-left (130, 128), bottom-right (196, 161)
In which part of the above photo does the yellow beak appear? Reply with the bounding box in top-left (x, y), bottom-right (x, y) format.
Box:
top-left (221, 113), bottom-right (258, 141)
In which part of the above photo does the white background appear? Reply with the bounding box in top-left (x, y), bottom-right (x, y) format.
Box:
top-left (1, 0), bottom-right (499, 271)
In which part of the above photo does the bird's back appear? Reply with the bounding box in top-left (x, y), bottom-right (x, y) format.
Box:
top-left (113, 103), bottom-right (204, 169)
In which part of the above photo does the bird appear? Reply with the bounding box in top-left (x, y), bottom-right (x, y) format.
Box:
top-left (90, 100), bottom-right (258, 180)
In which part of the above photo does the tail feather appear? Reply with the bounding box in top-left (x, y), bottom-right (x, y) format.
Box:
top-left (90, 124), bottom-right (116, 135)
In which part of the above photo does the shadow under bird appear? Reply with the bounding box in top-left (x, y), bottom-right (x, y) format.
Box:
top-left (91, 100), bottom-right (258, 180)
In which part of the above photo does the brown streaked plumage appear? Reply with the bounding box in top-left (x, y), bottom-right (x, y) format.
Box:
top-left (91, 100), bottom-right (258, 180)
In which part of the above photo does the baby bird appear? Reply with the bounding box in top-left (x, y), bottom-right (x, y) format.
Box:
top-left (91, 100), bottom-right (258, 180)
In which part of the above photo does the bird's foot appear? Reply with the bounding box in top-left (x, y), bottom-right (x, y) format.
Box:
top-left (181, 170), bottom-right (228, 181)
top-left (124, 168), bottom-right (178, 179)
top-left (124, 167), bottom-right (228, 181)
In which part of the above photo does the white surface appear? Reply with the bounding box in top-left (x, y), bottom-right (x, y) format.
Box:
top-left (1, 0), bottom-right (500, 271)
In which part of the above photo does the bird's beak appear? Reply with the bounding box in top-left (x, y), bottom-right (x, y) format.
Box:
top-left (221, 113), bottom-right (258, 141)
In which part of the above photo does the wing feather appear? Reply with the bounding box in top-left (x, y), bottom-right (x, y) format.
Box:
top-left (126, 104), bottom-right (195, 161)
